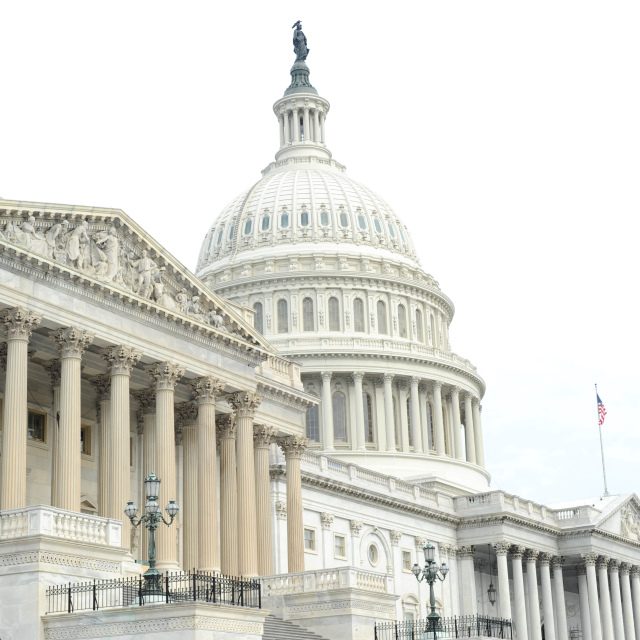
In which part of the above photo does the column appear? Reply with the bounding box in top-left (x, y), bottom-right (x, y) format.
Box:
top-left (450, 387), bottom-right (464, 460)
top-left (218, 415), bottom-right (238, 576)
top-left (46, 360), bottom-right (62, 506)
top-left (620, 564), bottom-right (636, 640)
top-left (551, 556), bottom-right (569, 640)
top-left (352, 372), bottom-right (366, 450)
top-left (292, 108), bottom-right (300, 142)
top-left (432, 382), bottom-right (445, 455)
top-left (320, 112), bottom-right (326, 143)
top-left (539, 553), bottom-right (557, 640)
top-left (281, 436), bottom-right (308, 573)
top-left (92, 375), bottom-right (111, 517)
top-left (321, 513), bottom-right (335, 565)
top-left (493, 543), bottom-right (512, 621)
top-left (193, 377), bottom-right (223, 572)
top-left (609, 560), bottom-right (625, 640)
top-left (302, 107), bottom-right (310, 141)
top-left (630, 567), bottom-right (640, 640)
top-left (419, 384), bottom-right (430, 452)
top-left (525, 550), bottom-right (542, 640)
top-left (383, 374), bottom-right (396, 451)
top-left (597, 557), bottom-right (615, 640)
top-left (350, 521), bottom-right (363, 566)
top-left (458, 546), bottom-right (478, 616)
top-left (104, 345), bottom-right (140, 547)
top-left (398, 381), bottom-right (410, 452)
top-left (53, 326), bottom-right (94, 511)
top-left (584, 554), bottom-right (603, 640)
top-left (254, 424), bottom-right (277, 576)
top-left (283, 111), bottom-right (291, 144)
top-left (229, 391), bottom-right (261, 577)
top-left (313, 109), bottom-right (320, 143)
top-left (321, 372), bottom-right (334, 450)
top-left (410, 378), bottom-right (423, 453)
top-left (578, 566), bottom-right (593, 640)
top-left (278, 113), bottom-right (285, 147)
top-left (147, 361), bottom-right (184, 569)
top-left (472, 398), bottom-right (485, 466)
top-left (0, 307), bottom-right (41, 510)
top-left (464, 393), bottom-right (477, 464)
top-left (178, 403), bottom-right (198, 570)
top-left (511, 546), bottom-right (529, 640)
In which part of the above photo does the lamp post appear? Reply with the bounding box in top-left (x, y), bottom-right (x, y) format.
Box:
top-left (487, 543), bottom-right (497, 606)
top-left (412, 541), bottom-right (449, 637)
top-left (124, 472), bottom-right (180, 596)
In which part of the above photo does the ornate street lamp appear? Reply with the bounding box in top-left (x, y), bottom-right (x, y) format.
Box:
top-left (124, 472), bottom-right (180, 596)
top-left (412, 541), bottom-right (449, 636)
top-left (487, 544), bottom-right (497, 606)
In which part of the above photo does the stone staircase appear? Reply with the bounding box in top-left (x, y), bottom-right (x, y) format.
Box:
top-left (262, 614), bottom-right (331, 640)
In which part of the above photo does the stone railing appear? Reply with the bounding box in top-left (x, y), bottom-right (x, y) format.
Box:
top-left (454, 491), bottom-right (601, 528)
top-left (262, 567), bottom-right (391, 596)
top-left (301, 451), bottom-right (455, 512)
top-left (0, 505), bottom-right (122, 547)
top-left (257, 354), bottom-right (303, 388)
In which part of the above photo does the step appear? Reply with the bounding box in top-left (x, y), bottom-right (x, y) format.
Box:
top-left (263, 614), bottom-right (331, 640)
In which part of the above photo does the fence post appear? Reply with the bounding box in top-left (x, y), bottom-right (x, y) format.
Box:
top-left (92, 579), bottom-right (97, 611)
top-left (212, 575), bottom-right (217, 603)
top-left (258, 579), bottom-right (262, 609)
top-left (165, 572), bottom-right (169, 603)
top-left (67, 583), bottom-right (72, 613)
top-left (395, 620), bottom-right (399, 640)
top-left (139, 575), bottom-right (143, 606)
top-left (193, 571), bottom-right (197, 601)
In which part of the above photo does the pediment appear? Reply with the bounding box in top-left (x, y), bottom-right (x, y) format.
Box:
top-left (0, 199), bottom-right (272, 354)
top-left (596, 495), bottom-right (640, 541)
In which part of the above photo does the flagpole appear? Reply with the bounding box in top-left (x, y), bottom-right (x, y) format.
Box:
top-left (595, 383), bottom-right (609, 497)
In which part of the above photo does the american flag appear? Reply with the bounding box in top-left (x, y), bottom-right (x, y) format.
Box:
top-left (597, 394), bottom-right (607, 426)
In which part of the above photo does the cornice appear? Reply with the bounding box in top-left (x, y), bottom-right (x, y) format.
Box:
top-left (256, 379), bottom-right (317, 410)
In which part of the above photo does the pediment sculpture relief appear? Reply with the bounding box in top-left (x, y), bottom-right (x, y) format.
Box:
top-left (1, 213), bottom-right (242, 339)
top-left (620, 503), bottom-right (640, 541)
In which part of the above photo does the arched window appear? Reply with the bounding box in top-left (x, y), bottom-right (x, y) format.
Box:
top-left (253, 302), bottom-right (263, 334)
top-left (332, 391), bottom-right (347, 442)
top-left (302, 297), bottom-right (314, 332)
top-left (243, 218), bottom-right (253, 236)
top-left (227, 221), bottom-right (236, 241)
top-left (306, 405), bottom-right (319, 441)
top-left (299, 209), bottom-right (310, 227)
top-left (339, 210), bottom-right (349, 227)
top-left (377, 300), bottom-right (388, 334)
top-left (261, 213), bottom-right (271, 232)
top-left (407, 397), bottom-right (413, 447)
top-left (353, 298), bottom-right (365, 332)
top-left (430, 314), bottom-right (437, 347)
top-left (320, 207), bottom-right (330, 226)
top-left (373, 216), bottom-right (383, 234)
top-left (277, 299), bottom-right (288, 333)
top-left (387, 221), bottom-right (396, 238)
top-left (328, 297), bottom-right (340, 331)
top-left (363, 393), bottom-right (374, 443)
top-left (280, 209), bottom-right (290, 229)
top-left (215, 226), bottom-right (224, 246)
top-left (357, 211), bottom-right (368, 230)
top-left (416, 308), bottom-right (424, 342)
top-left (398, 304), bottom-right (407, 338)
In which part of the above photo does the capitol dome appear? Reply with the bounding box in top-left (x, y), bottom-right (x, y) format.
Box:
top-left (197, 52), bottom-right (488, 492)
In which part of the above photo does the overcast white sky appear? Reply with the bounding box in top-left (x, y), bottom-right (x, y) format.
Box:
top-left (2, 1), bottom-right (638, 506)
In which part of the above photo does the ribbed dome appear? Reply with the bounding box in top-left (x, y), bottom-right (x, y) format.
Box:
top-left (196, 160), bottom-right (419, 275)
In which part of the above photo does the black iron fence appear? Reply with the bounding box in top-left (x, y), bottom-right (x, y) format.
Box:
top-left (375, 616), bottom-right (513, 639)
top-left (46, 571), bottom-right (261, 614)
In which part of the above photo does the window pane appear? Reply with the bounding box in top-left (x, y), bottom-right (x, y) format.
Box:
top-left (363, 393), bottom-right (374, 443)
top-left (320, 209), bottom-right (329, 226)
top-left (328, 297), bottom-right (340, 331)
top-left (27, 411), bottom-right (46, 442)
top-left (303, 297), bottom-right (315, 331)
top-left (280, 210), bottom-right (290, 228)
top-left (377, 300), bottom-right (387, 334)
top-left (253, 302), bottom-right (263, 334)
top-left (373, 217), bottom-right (382, 233)
top-left (353, 298), bottom-right (365, 332)
top-left (243, 218), bottom-right (253, 236)
top-left (261, 214), bottom-right (271, 231)
top-left (357, 213), bottom-right (367, 230)
top-left (277, 299), bottom-right (288, 333)
top-left (334, 535), bottom-right (346, 558)
top-left (306, 405), bottom-right (319, 441)
top-left (339, 212), bottom-right (348, 227)
top-left (300, 210), bottom-right (310, 227)
top-left (398, 304), bottom-right (407, 338)
top-left (332, 391), bottom-right (347, 441)
top-left (416, 308), bottom-right (424, 342)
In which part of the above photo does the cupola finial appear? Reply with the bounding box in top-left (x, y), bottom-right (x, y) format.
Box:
top-left (285, 21), bottom-right (317, 96)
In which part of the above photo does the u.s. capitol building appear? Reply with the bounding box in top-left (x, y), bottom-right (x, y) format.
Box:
top-left (1, 25), bottom-right (639, 640)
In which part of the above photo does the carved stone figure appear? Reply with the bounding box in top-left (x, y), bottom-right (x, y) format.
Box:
top-left (46, 220), bottom-right (70, 261)
top-left (131, 249), bottom-right (159, 299)
top-left (21, 216), bottom-right (49, 255)
top-left (292, 21), bottom-right (309, 61)
top-left (153, 280), bottom-right (177, 310)
top-left (93, 226), bottom-right (119, 281)
top-left (175, 289), bottom-right (190, 314)
top-left (189, 295), bottom-right (206, 321)
top-left (66, 221), bottom-right (90, 269)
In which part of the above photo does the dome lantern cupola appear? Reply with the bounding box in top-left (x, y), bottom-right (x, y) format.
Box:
top-left (272, 21), bottom-right (331, 164)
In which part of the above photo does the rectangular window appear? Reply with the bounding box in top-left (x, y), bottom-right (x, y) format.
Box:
top-left (81, 424), bottom-right (92, 456)
top-left (27, 410), bottom-right (46, 443)
top-left (304, 528), bottom-right (316, 552)
top-left (334, 534), bottom-right (347, 559)
top-left (402, 550), bottom-right (413, 572)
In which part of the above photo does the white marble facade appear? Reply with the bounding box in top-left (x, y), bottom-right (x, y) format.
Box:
top-left (1, 33), bottom-right (640, 640)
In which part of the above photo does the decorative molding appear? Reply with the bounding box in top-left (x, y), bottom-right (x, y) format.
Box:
top-left (53, 326), bottom-right (94, 358)
top-left (582, 552), bottom-right (599, 567)
top-left (320, 512), bottom-right (334, 530)
top-left (2, 306), bottom-right (42, 340)
top-left (390, 530), bottom-right (402, 546)
top-left (510, 545), bottom-right (526, 559)
top-left (350, 520), bottom-right (363, 536)
top-left (279, 435), bottom-right (309, 458)
top-left (192, 376), bottom-right (225, 404)
top-left (493, 542), bottom-right (511, 556)
top-left (227, 391), bottom-right (261, 417)
top-left (275, 500), bottom-right (287, 520)
top-left (457, 545), bottom-right (475, 558)
top-left (146, 361), bottom-right (185, 391)
top-left (0, 550), bottom-right (120, 573)
top-left (102, 344), bottom-right (141, 375)
top-left (254, 424), bottom-right (277, 447)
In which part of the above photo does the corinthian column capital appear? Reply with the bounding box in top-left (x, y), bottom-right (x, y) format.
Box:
top-left (582, 552), bottom-right (599, 567)
top-left (45, 359), bottom-right (62, 387)
top-left (228, 391), bottom-right (261, 417)
top-left (538, 552), bottom-right (552, 566)
top-left (254, 424), bottom-right (277, 448)
top-left (54, 326), bottom-right (94, 358)
top-left (103, 345), bottom-right (141, 375)
top-left (90, 373), bottom-right (111, 400)
top-left (216, 414), bottom-right (236, 440)
top-left (192, 376), bottom-right (225, 404)
top-left (525, 549), bottom-right (539, 563)
top-left (510, 544), bottom-right (526, 559)
top-left (133, 388), bottom-right (156, 414)
top-left (2, 307), bottom-right (42, 340)
top-left (146, 361), bottom-right (185, 390)
top-left (279, 435), bottom-right (308, 458)
top-left (493, 542), bottom-right (511, 556)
